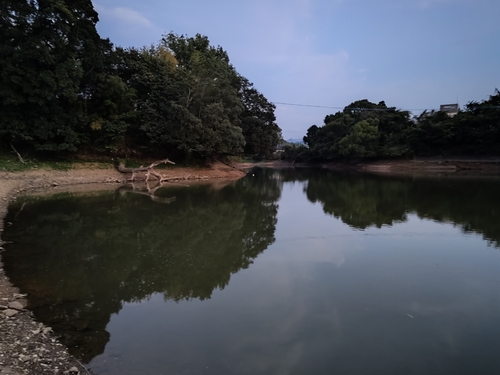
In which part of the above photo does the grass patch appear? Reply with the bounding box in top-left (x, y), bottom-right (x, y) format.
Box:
top-left (0, 151), bottom-right (74, 172)
top-left (0, 149), bottom-right (221, 173)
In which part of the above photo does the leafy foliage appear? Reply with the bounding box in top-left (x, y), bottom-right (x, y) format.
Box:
top-left (239, 78), bottom-right (282, 159)
top-left (0, 0), bottom-right (92, 151)
top-left (287, 92), bottom-right (500, 161)
top-left (0, 4), bottom-right (281, 159)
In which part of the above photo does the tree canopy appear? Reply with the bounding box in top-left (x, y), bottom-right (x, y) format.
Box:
top-left (0, 2), bottom-right (281, 160)
top-left (286, 92), bottom-right (500, 162)
top-left (0, 0), bottom-right (100, 151)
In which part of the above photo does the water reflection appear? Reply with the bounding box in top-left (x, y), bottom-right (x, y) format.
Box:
top-left (2, 173), bottom-right (280, 361)
top-left (2, 169), bottom-right (500, 373)
top-left (303, 171), bottom-right (500, 246)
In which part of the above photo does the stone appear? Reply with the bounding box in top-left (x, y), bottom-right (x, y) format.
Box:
top-left (7, 301), bottom-right (23, 310)
top-left (0, 366), bottom-right (22, 375)
top-left (3, 309), bottom-right (18, 317)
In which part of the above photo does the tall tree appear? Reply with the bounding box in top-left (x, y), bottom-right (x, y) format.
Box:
top-left (161, 33), bottom-right (246, 156)
top-left (239, 78), bottom-right (281, 159)
top-left (0, 0), bottom-right (103, 152)
top-left (287, 99), bottom-right (411, 161)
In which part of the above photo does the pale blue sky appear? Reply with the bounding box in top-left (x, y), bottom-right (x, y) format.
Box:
top-left (92, 0), bottom-right (500, 139)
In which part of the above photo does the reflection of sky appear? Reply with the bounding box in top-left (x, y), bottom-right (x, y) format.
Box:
top-left (90, 179), bottom-right (500, 375)
top-left (268, 181), bottom-right (486, 267)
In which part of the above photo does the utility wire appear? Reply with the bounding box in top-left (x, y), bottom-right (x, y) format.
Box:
top-left (272, 102), bottom-right (344, 110)
top-left (272, 101), bottom-right (500, 112)
top-left (272, 101), bottom-right (432, 112)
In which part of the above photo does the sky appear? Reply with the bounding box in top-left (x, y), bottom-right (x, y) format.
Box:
top-left (92, 0), bottom-right (500, 140)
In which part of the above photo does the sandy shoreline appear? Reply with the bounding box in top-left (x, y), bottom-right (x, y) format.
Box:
top-left (0, 163), bottom-right (245, 375)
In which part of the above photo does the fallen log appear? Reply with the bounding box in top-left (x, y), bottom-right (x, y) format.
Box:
top-left (116, 159), bottom-right (175, 181)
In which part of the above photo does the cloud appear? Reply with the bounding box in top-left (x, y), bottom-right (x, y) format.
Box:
top-left (92, 3), bottom-right (163, 47)
top-left (228, 0), bottom-right (361, 137)
top-left (94, 5), bottom-right (154, 28)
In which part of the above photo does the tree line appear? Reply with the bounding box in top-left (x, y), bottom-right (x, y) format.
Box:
top-left (0, 0), bottom-right (281, 160)
top-left (285, 91), bottom-right (500, 162)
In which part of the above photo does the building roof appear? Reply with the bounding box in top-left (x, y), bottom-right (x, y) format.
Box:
top-left (440, 104), bottom-right (460, 112)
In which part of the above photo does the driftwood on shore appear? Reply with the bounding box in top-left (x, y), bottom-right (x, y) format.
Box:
top-left (116, 159), bottom-right (176, 182)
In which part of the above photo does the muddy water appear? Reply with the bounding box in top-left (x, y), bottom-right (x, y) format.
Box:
top-left (3, 169), bottom-right (500, 375)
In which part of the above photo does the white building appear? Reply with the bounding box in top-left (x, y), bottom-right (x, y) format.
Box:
top-left (439, 103), bottom-right (460, 117)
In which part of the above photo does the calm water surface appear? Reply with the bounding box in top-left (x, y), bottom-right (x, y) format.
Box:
top-left (3, 169), bottom-right (500, 375)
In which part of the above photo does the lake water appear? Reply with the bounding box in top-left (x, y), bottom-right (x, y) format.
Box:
top-left (3, 168), bottom-right (500, 375)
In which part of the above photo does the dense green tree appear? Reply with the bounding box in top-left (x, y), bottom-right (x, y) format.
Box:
top-left (239, 78), bottom-right (281, 159)
top-left (1, 4), bottom-right (281, 159)
top-left (405, 90), bottom-right (500, 156)
top-left (0, 0), bottom-right (104, 152)
top-left (111, 43), bottom-right (245, 157)
top-left (111, 46), bottom-right (188, 155)
top-left (161, 33), bottom-right (245, 156)
top-left (286, 93), bottom-right (492, 161)
top-left (337, 119), bottom-right (379, 157)
top-left (290, 99), bottom-right (410, 161)
top-left (86, 74), bottom-right (136, 152)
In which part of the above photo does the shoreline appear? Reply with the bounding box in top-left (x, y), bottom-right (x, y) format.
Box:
top-left (234, 158), bottom-right (500, 175)
top-left (0, 163), bottom-right (245, 375)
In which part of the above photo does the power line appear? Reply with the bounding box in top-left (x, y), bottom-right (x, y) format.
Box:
top-left (272, 101), bottom-right (344, 110)
top-left (272, 101), bottom-right (500, 112)
top-left (271, 101), bottom-right (432, 112)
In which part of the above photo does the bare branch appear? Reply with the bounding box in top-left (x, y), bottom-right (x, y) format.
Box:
top-left (116, 159), bottom-right (176, 181)
top-left (10, 143), bottom-right (25, 164)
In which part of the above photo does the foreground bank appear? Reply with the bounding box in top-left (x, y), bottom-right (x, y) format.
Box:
top-left (0, 163), bottom-right (245, 375)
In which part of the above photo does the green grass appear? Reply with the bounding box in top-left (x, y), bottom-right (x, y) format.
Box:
top-left (0, 149), bottom-right (226, 173)
top-left (0, 151), bottom-right (113, 172)
top-left (0, 152), bottom-right (40, 172)
top-left (0, 153), bottom-right (75, 172)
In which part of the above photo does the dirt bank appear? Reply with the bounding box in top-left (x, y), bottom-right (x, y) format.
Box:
top-left (234, 158), bottom-right (500, 175)
top-left (332, 158), bottom-right (500, 175)
top-left (0, 162), bottom-right (245, 375)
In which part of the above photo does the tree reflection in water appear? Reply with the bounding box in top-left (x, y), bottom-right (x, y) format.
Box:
top-left (303, 171), bottom-right (500, 246)
top-left (2, 171), bottom-right (281, 361)
top-left (3, 168), bottom-right (500, 364)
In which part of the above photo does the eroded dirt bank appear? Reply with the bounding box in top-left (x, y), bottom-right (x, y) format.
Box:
top-left (0, 163), bottom-right (245, 375)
